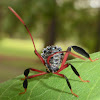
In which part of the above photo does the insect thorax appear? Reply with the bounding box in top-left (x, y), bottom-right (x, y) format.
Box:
top-left (41, 46), bottom-right (64, 72)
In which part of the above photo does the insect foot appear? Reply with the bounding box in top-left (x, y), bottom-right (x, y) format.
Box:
top-left (19, 79), bottom-right (28, 94)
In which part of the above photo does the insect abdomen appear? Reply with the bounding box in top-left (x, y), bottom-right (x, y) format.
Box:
top-left (41, 46), bottom-right (64, 72)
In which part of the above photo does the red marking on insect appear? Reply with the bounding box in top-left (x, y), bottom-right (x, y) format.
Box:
top-left (8, 7), bottom-right (98, 97)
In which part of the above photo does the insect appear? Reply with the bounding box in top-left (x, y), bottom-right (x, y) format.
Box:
top-left (8, 7), bottom-right (98, 97)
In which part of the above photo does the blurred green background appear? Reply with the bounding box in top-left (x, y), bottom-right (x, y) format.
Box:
top-left (0, 0), bottom-right (100, 83)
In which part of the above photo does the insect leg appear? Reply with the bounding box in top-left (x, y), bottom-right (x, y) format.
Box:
top-left (60, 52), bottom-right (69, 68)
top-left (68, 46), bottom-right (98, 61)
top-left (56, 63), bottom-right (89, 82)
top-left (57, 64), bottom-right (69, 73)
top-left (69, 64), bottom-right (89, 82)
top-left (27, 72), bottom-right (47, 79)
top-left (21, 68), bottom-right (45, 80)
top-left (19, 72), bottom-right (47, 94)
top-left (19, 79), bottom-right (27, 94)
top-left (34, 50), bottom-right (45, 65)
top-left (47, 51), bottom-right (69, 71)
top-left (54, 73), bottom-right (78, 97)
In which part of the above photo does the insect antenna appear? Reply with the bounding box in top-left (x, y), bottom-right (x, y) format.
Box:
top-left (8, 7), bottom-right (36, 50)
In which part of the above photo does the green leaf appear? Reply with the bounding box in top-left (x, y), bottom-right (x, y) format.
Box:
top-left (0, 52), bottom-right (100, 100)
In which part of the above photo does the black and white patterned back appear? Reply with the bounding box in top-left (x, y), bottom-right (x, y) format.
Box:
top-left (41, 46), bottom-right (64, 72)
